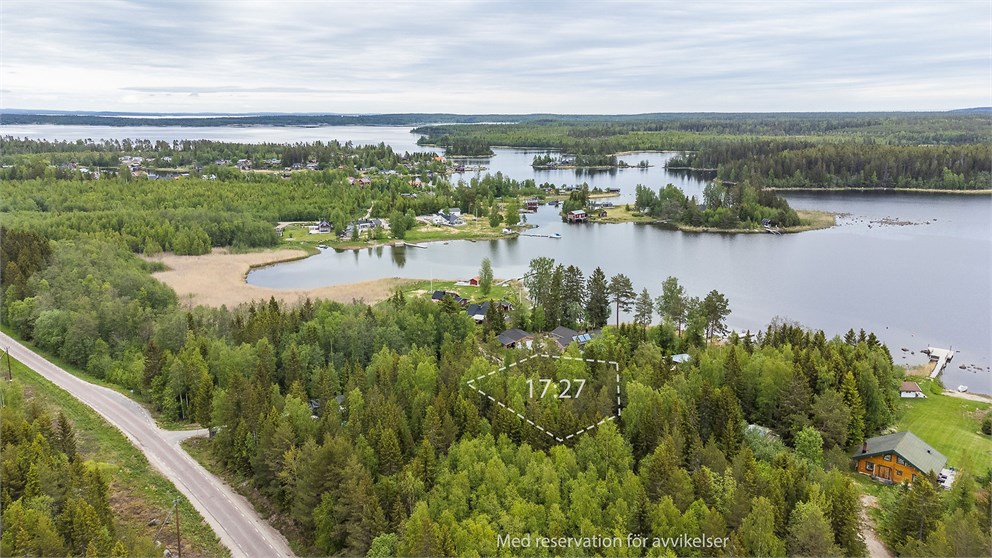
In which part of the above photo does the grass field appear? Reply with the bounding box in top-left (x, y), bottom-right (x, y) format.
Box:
top-left (594, 205), bottom-right (656, 224)
top-left (5, 355), bottom-right (227, 558)
top-left (895, 376), bottom-right (992, 474)
top-left (403, 278), bottom-right (523, 304)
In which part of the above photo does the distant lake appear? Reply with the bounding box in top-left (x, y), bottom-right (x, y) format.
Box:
top-left (0, 124), bottom-right (432, 154)
top-left (6, 123), bottom-right (989, 393)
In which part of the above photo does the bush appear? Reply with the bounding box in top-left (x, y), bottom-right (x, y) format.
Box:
top-left (982, 414), bottom-right (992, 436)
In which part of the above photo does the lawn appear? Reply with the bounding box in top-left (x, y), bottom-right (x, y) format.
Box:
top-left (594, 204), bottom-right (656, 224)
top-left (6, 355), bottom-right (227, 558)
top-left (894, 376), bottom-right (992, 474)
top-left (403, 278), bottom-right (523, 305)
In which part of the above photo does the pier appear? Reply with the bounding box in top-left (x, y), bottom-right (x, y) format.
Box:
top-left (520, 232), bottom-right (562, 239)
top-left (926, 347), bottom-right (954, 378)
top-left (402, 242), bottom-right (427, 249)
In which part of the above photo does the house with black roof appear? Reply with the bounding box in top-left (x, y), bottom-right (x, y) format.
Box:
top-left (549, 326), bottom-right (594, 349)
top-left (497, 328), bottom-right (533, 349)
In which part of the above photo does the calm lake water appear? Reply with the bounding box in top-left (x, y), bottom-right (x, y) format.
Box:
top-left (6, 124), bottom-right (989, 393)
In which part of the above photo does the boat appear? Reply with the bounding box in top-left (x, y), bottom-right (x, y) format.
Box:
top-left (551, 232), bottom-right (562, 239)
top-left (958, 385), bottom-right (969, 393)
top-left (317, 244), bottom-right (328, 249)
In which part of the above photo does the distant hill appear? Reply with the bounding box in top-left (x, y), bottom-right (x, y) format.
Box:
top-left (947, 107), bottom-right (992, 113)
top-left (0, 109), bottom-right (990, 127)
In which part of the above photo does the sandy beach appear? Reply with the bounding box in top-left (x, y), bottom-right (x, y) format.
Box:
top-left (146, 248), bottom-right (413, 308)
top-left (943, 389), bottom-right (992, 403)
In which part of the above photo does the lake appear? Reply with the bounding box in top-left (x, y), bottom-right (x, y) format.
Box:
top-left (5, 123), bottom-right (989, 393)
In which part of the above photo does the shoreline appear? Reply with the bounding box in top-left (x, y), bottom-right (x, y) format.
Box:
top-left (593, 208), bottom-right (836, 234)
top-left (943, 389), bottom-right (992, 403)
top-left (532, 164), bottom-right (650, 170)
top-left (144, 248), bottom-right (417, 308)
top-left (768, 186), bottom-right (992, 195)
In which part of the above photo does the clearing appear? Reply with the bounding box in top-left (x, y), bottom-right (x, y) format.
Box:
top-left (147, 248), bottom-right (413, 308)
top-left (895, 376), bottom-right (992, 474)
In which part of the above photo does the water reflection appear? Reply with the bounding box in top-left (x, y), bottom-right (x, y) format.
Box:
top-left (391, 246), bottom-right (406, 268)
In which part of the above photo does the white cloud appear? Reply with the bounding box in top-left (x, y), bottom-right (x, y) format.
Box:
top-left (1, 0), bottom-right (989, 113)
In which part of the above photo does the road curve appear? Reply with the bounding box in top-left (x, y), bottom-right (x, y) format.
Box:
top-left (0, 332), bottom-right (294, 558)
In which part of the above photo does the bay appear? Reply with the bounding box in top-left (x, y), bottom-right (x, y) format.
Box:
top-left (6, 123), bottom-right (987, 393)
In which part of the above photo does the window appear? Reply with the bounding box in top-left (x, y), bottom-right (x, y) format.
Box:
top-left (865, 462), bottom-right (874, 472)
top-left (883, 454), bottom-right (892, 461)
top-left (912, 474), bottom-right (917, 482)
top-left (896, 456), bottom-right (906, 466)
top-left (896, 470), bottom-right (902, 476)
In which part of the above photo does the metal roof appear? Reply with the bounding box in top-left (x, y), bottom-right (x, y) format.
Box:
top-left (854, 431), bottom-right (947, 475)
top-left (497, 328), bottom-right (532, 345)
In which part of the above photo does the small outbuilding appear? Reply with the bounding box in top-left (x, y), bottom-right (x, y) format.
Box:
top-left (497, 328), bottom-right (533, 349)
top-left (899, 381), bottom-right (926, 398)
top-left (566, 210), bottom-right (588, 223)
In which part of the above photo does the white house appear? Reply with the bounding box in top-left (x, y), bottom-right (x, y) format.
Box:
top-left (899, 381), bottom-right (926, 398)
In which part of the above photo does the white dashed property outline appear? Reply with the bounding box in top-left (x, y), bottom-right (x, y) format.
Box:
top-left (466, 353), bottom-right (621, 443)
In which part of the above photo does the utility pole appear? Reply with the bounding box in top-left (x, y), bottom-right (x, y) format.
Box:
top-left (4, 348), bottom-right (11, 381)
top-left (174, 498), bottom-right (182, 558)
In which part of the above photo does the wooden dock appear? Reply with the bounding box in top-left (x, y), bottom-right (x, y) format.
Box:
top-left (520, 233), bottom-right (562, 239)
top-left (402, 242), bottom-right (427, 249)
top-left (927, 347), bottom-right (954, 378)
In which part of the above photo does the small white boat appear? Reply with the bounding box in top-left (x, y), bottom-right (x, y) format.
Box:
top-left (317, 244), bottom-right (328, 249)
top-left (958, 385), bottom-right (969, 392)
top-left (551, 232), bottom-right (562, 239)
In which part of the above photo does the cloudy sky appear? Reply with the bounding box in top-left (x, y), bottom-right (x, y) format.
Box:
top-left (1, 1), bottom-right (989, 114)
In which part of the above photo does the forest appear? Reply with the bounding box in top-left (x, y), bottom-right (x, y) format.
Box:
top-left (0, 138), bottom-right (549, 254)
top-left (2, 219), bottom-right (990, 556)
top-left (665, 142), bottom-right (991, 190)
top-left (1, 127), bottom-right (990, 557)
top-left (633, 181), bottom-right (801, 229)
top-left (414, 113), bottom-right (992, 191)
top-left (0, 381), bottom-right (138, 557)
top-left (9, 111), bottom-right (988, 135)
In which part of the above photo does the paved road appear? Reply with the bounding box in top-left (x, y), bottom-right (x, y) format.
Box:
top-left (1, 332), bottom-right (294, 558)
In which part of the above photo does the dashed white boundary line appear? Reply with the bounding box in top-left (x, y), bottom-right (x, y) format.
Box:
top-left (467, 353), bottom-right (621, 443)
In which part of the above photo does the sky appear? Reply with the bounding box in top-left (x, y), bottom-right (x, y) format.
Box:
top-left (1, 0), bottom-right (990, 114)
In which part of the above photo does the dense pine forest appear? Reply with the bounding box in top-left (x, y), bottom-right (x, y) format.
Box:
top-left (1, 130), bottom-right (990, 557)
top-left (2, 222), bottom-right (990, 555)
top-left (0, 381), bottom-right (144, 557)
top-left (415, 113), bottom-right (992, 190)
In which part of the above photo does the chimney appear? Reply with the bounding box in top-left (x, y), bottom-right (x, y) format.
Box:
top-left (861, 441), bottom-right (868, 454)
